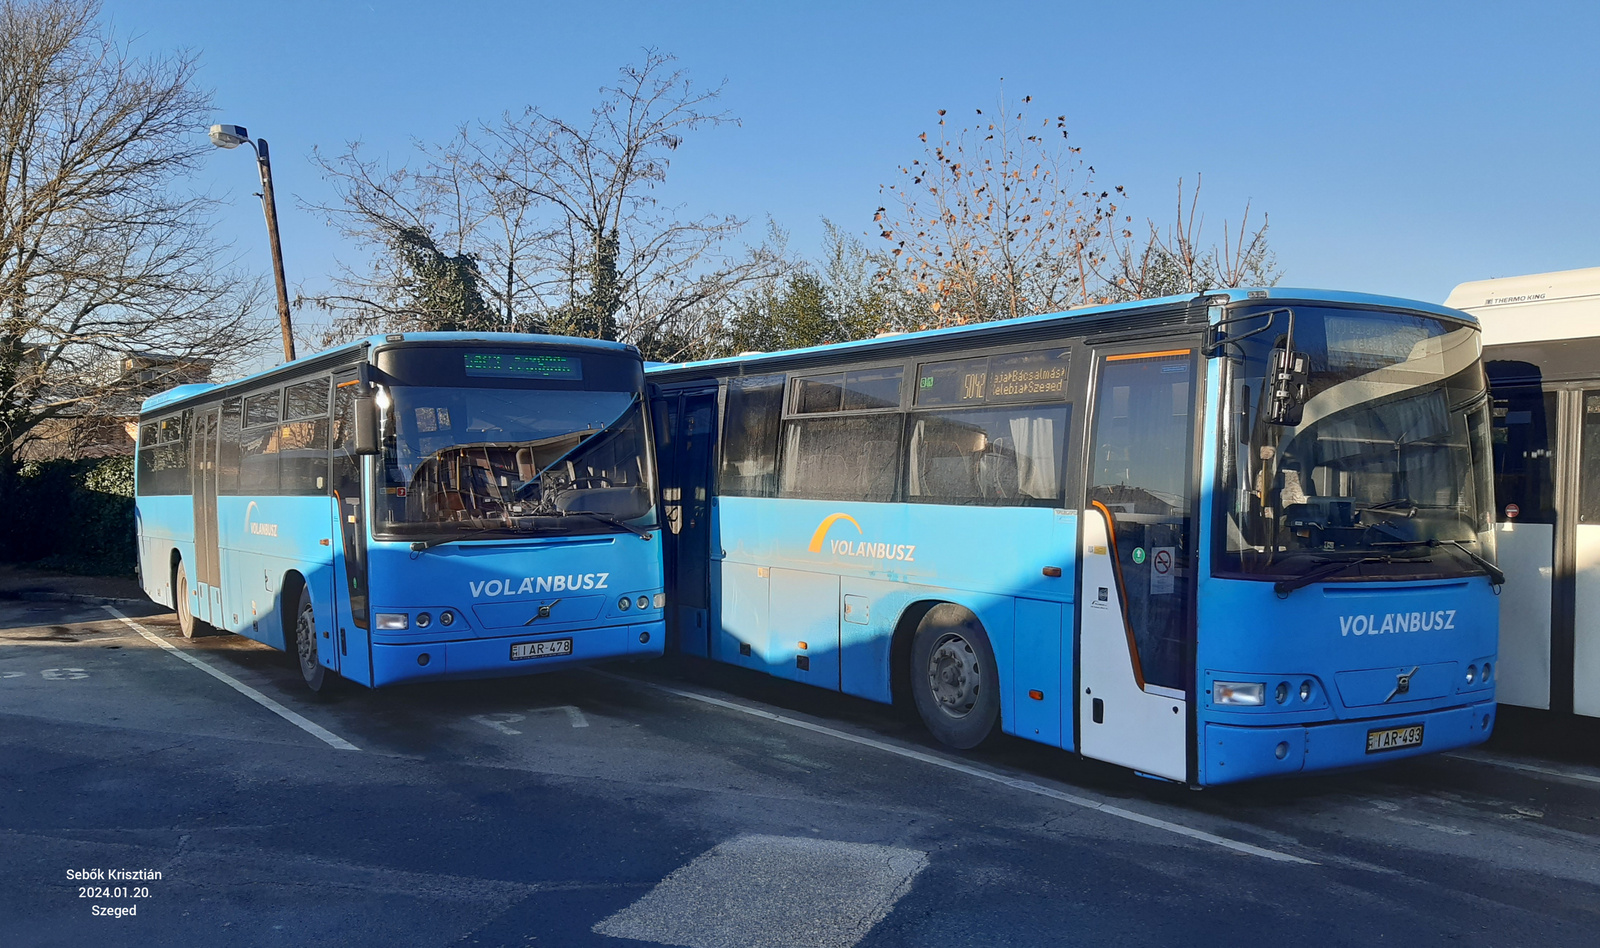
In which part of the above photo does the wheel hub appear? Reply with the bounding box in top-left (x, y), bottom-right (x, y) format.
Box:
top-left (927, 632), bottom-right (981, 717)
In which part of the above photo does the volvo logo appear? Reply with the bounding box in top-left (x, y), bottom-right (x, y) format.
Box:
top-left (1385, 666), bottom-right (1419, 703)
top-left (522, 599), bottom-right (560, 626)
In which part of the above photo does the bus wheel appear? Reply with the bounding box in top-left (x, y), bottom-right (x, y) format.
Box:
top-left (173, 561), bottom-right (207, 639)
top-left (294, 585), bottom-right (328, 693)
top-left (910, 605), bottom-right (999, 749)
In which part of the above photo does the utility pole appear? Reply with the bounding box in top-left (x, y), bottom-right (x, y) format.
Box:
top-left (210, 124), bottom-right (296, 362)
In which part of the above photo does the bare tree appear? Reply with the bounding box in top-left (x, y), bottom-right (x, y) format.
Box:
top-left (1101, 175), bottom-right (1279, 300)
top-left (308, 50), bottom-right (782, 358)
top-left (0, 0), bottom-right (266, 465)
top-left (303, 128), bottom-right (554, 340)
top-left (875, 92), bottom-right (1121, 329)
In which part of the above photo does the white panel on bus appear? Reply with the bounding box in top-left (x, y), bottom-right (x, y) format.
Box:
top-left (1077, 508), bottom-right (1187, 781)
top-left (1572, 525), bottom-right (1600, 718)
top-left (1495, 522), bottom-right (1554, 710)
top-left (1444, 267), bottom-right (1600, 346)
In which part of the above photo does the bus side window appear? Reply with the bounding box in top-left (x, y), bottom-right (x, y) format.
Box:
top-left (135, 423), bottom-right (159, 494)
top-left (139, 412), bottom-right (192, 495)
top-left (240, 389), bottom-right (282, 493)
top-left (720, 374), bottom-right (784, 498)
top-left (217, 398), bottom-right (242, 494)
top-left (282, 377), bottom-right (331, 494)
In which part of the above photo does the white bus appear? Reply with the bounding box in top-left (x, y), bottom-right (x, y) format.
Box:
top-left (1446, 267), bottom-right (1600, 719)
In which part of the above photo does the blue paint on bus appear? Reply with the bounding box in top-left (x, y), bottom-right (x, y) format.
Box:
top-left (135, 332), bottom-right (664, 689)
top-left (649, 289), bottom-right (1498, 785)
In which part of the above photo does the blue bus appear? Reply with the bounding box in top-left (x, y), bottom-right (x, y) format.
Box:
top-left (135, 332), bottom-right (664, 691)
top-left (648, 289), bottom-right (1501, 785)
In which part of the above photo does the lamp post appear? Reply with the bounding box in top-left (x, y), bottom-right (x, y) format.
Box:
top-left (210, 124), bottom-right (296, 362)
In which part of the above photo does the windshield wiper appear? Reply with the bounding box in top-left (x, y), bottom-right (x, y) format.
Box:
top-left (1429, 538), bottom-right (1506, 585)
top-left (1273, 553), bottom-right (1429, 596)
top-left (561, 510), bottom-right (654, 538)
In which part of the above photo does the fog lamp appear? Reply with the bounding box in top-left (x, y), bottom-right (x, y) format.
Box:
top-left (618, 596), bottom-right (631, 611)
top-left (415, 612), bottom-right (432, 629)
top-left (440, 610), bottom-right (455, 627)
top-left (376, 613), bottom-right (409, 630)
top-left (1482, 662), bottom-right (1492, 683)
top-left (637, 595), bottom-right (649, 610)
top-left (1300, 680), bottom-right (1313, 702)
top-left (1466, 664), bottom-right (1477, 685)
top-left (1214, 681), bottom-right (1265, 706)
top-left (1275, 682), bottom-right (1290, 705)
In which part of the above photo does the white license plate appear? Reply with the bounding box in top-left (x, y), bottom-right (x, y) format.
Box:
top-left (510, 638), bottom-right (573, 661)
top-left (1366, 723), bottom-right (1424, 753)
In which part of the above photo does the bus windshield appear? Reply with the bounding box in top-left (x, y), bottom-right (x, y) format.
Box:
top-left (376, 385), bottom-right (655, 542)
top-left (1217, 305), bottom-right (1495, 580)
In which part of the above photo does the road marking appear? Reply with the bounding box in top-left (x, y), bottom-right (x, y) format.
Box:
top-left (3, 671), bottom-right (27, 679)
top-left (472, 706), bottom-right (588, 735)
top-left (473, 713), bottom-right (524, 735)
top-left (1444, 752), bottom-right (1600, 786)
top-left (595, 834), bottom-right (927, 948)
top-left (103, 606), bottom-right (359, 752)
top-left (554, 705), bottom-right (589, 728)
top-left (595, 671), bottom-right (1314, 865)
top-left (41, 668), bottom-right (89, 680)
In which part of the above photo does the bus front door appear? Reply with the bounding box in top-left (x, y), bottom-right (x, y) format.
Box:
top-left (1077, 345), bottom-right (1199, 782)
top-left (331, 372), bottom-right (371, 684)
top-left (191, 408), bottom-right (222, 625)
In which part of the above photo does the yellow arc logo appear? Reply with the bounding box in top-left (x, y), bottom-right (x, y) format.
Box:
top-left (808, 513), bottom-right (861, 552)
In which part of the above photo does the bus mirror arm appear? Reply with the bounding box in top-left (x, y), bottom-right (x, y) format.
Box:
top-left (354, 392), bottom-right (380, 456)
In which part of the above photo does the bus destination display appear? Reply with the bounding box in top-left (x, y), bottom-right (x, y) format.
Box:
top-left (463, 352), bottom-right (583, 380)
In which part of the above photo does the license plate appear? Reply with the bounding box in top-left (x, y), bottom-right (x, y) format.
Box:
top-left (1366, 723), bottom-right (1424, 753)
top-left (510, 638), bottom-right (573, 661)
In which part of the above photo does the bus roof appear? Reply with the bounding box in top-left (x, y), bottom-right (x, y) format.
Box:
top-left (647, 287), bottom-right (1475, 379)
top-left (138, 331), bottom-right (641, 416)
top-left (1444, 266), bottom-right (1600, 346)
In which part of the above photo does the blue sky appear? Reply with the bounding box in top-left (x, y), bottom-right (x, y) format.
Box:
top-left (101, 0), bottom-right (1600, 338)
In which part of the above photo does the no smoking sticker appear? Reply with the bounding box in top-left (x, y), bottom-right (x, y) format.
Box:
top-left (1151, 547), bottom-right (1176, 594)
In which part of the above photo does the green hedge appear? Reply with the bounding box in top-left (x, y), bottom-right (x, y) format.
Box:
top-left (1, 455), bottom-right (136, 576)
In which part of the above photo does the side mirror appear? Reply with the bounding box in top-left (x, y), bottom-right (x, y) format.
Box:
top-left (354, 391), bottom-right (380, 456)
top-left (1265, 348), bottom-right (1310, 426)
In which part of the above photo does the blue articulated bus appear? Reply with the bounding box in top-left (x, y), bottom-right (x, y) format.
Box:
top-left (648, 289), bottom-right (1501, 785)
top-left (135, 332), bottom-right (664, 691)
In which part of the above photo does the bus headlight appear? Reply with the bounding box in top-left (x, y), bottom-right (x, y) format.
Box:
top-left (415, 612), bottom-right (432, 629)
top-left (440, 610), bottom-right (455, 627)
top-left (376, 613), bottom-right (409, 630)
top-left (618, 596), bottom-right (631, 611)
top-left (1214, 681), bottom-right (1265, 706)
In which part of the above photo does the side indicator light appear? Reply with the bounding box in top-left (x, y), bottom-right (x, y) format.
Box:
top-left (1042, 566), bottom-right (1063, 578)
top-left (319, 538), bottom-right (330, 546)
top-left (798, 641), bottom-right (808, 650)
top-left (1028, 689), bottom-right (1044, 701)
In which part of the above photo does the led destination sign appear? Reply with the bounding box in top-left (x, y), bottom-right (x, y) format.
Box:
top-left (463, 352), bottom-right (584, 380)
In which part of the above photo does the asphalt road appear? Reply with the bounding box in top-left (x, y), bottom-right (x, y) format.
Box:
top-left (2, 597), bottom-right (1598, 948)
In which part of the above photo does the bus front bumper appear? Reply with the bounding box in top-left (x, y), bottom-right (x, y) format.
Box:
top-left (1201, 699), bottom-right (1496, 786)
top-left (369, 619), bottom-right (665, 686)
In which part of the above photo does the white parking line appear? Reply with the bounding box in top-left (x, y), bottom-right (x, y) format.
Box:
top-left (1444, 752), bottom-right (1600, 786)
top-left (594, 671), bottom-right (1314, 865)
top-left (103, 606), bottom-right (359, 752)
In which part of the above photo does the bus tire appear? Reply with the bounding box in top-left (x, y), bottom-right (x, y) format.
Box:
top-left (910, 604), bottom-right (999, 750)
top-left (293, 583), bottom-right (329, 693)
top-left (173, 560), bottom-right (211, 639)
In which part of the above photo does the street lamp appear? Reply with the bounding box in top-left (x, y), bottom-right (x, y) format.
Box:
top-left (210, 123), bottom-right (296, 362)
